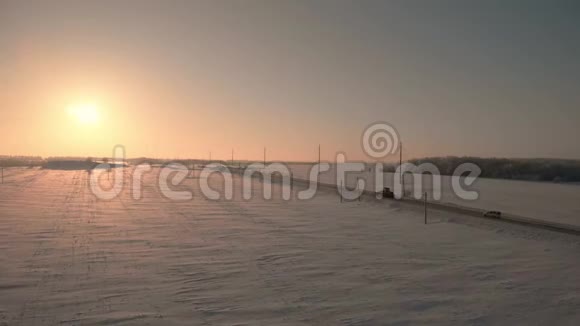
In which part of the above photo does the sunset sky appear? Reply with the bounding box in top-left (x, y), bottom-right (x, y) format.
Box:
top-left (1, 0), bottom-right (579, 161)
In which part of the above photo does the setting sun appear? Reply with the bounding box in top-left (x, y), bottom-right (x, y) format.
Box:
top-left (68, 103), bottom-right (100, 125)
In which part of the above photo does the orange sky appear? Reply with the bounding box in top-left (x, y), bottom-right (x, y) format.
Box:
top-left (2, 1), bottom-right (579, 161)
top-left (2, 49), bottom-right (377, 161)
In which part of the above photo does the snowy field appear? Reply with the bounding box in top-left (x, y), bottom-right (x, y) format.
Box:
top-left (284, 163), bottom-right (580, 228)
top-left (0, 167), bottom-right (579, 325)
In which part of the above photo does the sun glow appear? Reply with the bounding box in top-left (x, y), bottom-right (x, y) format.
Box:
top-left (68, 103), bottom-right (100, 125)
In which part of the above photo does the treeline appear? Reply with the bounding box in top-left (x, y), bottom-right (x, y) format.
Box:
top-left (0, 155), bottom-right (44, 167)
top-left (406, 157), bottom-right (580, 183)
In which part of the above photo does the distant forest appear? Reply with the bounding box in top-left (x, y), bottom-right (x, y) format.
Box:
top-left (404, 157), bottom-right (580, 183)
top-left (0, 155), bottom-right (43, 167)
top-left (2, 155), bottom-right (580, 183)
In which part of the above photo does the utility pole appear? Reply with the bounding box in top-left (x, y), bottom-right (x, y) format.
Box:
top-left (424, 192), bottom-right (428, 224)
top-left (399, 141), bottom-right (403, 184)
top-left (318, 144), bottom-right (321, 165)
top-left (399, 141), bottom-right (404, 197)
top-left (264, 147), bottom-right (266, 166)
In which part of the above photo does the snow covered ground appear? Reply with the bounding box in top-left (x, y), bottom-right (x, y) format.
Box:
top-left (0, 167), bottom-right (579, 325)
top-left (283, 163), bottom-right (580, 228)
